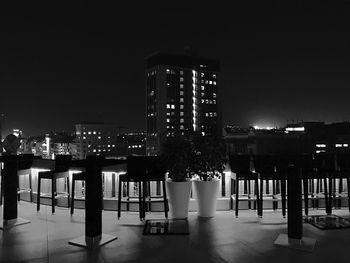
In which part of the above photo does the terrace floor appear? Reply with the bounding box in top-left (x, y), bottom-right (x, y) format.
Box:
top-left (1, 202), bottom-right (350, 263)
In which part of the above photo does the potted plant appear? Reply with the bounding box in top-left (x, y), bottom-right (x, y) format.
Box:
top-left (190, 135), bottom-right (227, 217)
top-left (161, 136), bottom-right (193, 219)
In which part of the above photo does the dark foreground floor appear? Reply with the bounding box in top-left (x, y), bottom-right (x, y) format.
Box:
top-left (1, 202), bottom-right (350, 263)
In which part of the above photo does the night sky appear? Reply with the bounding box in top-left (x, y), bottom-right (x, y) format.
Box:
top-left (1, 2), bottom-right (350, 136)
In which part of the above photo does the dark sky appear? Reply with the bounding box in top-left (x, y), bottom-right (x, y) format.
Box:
top-left (1, 2), bottom-right (350, 136)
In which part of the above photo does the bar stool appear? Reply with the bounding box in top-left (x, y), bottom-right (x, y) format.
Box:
top-left (142, 156), bottom-right (168, 219)
top-left (37, 155), bottom-right (72, 214)
top-left (332, 153), bottom-right (350, 212)
top-left (118, 155), bottom-right (146, 220)
top-left (17, 154), bottom-right (36, 202)
top-left (70, 172), bottom-right (85, 215)
top-left (254, 155), bottom-right (280, 218)
top-left (314, 153), bottom-right (336, 215)
top-left (0, 154), bottom-right (37, 204)
top-left (229, 154), bottom-right (259, 217)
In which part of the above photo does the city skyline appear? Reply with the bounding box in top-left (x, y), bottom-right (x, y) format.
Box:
top-left (2, 2), bottom-right (350, 136)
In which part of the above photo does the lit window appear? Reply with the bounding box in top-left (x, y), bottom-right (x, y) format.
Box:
top-left (213, 100), bottom-right (216, 104)
top-left (180, 77), bottom-right (184, 82)
top-left (180, 119), bottom-right (184, 123)
top-left (98, 136), bottom-right (101, 139)
top-left (213, 74), bottom-right (216, 78)
top-left (180, 98), bottom-right (184, 102)
top-left (213, 81), bottom-right (216, 85)
top-left (167, 118), bottom-right (170, 123)
top-left (83, 136), bottom-right (86, 140)
top-left (201, 99), bottom-right (204, 103)
top-left (180, 70), bottom-right (184, 75)
top-left (201, 86), bottom-right (205, 91)
top-left (213, 93), bottom-right (216, 98)
top-left (171, 104), bottom-right (175, 109)
top-left (209, 81), bottom-right (212, 84)
top-left (201, 92), bottom-right (205, 97)
top-left (180, 105), bottom-right (184, 109)
top-left (166, 69), bottom-right (170, 74)
top-left (166, 104), bottom-right (171, 109)
top-left (93, 131), bottom-right (97, 134)
top-left (180, 91), bottom-right (184, 96)
top-left (167, 83), bottom-right (170, 86)
top-left (180, 112), bottom-right (184, 116)
top-left (88, 132), bottom-right (91, 135)
top-left (83, 132), bottom-right (86, 135)
top-left (180, 125), bottom-right (184, 130)
top-left (201, 73), bottom-right (204, 77)
top-left (167, 112), bottom-right (170, 116)
top-left (93, 149), bottom-right (96, 152)
top-left (108, 145), bottom-right (110, 147)
top-left (180, 84), bottom-right (184, 89)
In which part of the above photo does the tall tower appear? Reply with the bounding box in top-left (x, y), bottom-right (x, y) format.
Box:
top-left (145, 52), bottom-right (221, 155)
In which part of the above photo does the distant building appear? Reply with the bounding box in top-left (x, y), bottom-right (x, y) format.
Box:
top-left (225, 122), bottom-right (350, 156)
top-left (145, 52), bottom-right (221, 155)
top-left (116, 132), bottom-right (146, 156)
top-left (75, 122), bottom-right (118, 159)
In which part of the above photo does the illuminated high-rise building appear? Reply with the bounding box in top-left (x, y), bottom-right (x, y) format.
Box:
top-left (145, 52), bottom-right (221, 155)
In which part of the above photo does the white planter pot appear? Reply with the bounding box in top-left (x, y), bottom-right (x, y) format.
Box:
top-left (193, 180), bottom-right (220, 218)
top-left (166, 180), bottom-right (192, 219)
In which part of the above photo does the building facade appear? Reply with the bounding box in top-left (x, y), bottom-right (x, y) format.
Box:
top-left (75, 122), bottom-right (118, 159)
top-left (145, 52), bottom-right (221, 155)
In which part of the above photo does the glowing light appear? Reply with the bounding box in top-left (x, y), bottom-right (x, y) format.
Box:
top-left (316, 144), bottom-right (326, 148)
top-left (286, 127), bottom-right (305, 132)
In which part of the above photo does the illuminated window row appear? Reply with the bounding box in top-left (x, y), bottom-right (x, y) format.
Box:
top-left (128, 145), bottom-right (143, 149)
top-left (83, 131), bottom-right (101, 135)
top-left (205, 112), bottom-right (217, 117)
top-left (166, 104), bottom-right (175, 109)
top-left (201, 99), bottom-right (216, 104)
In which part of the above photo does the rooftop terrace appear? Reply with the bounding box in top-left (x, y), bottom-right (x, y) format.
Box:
top-left (1, 202), bottom-right (350, 263)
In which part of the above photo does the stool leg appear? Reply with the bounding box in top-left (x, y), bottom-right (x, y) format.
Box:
top-left (0, 175), bottom-right (3, 206)
top-left (52, 178), bottom-right (56, 214)
top-left (281, 175), bottom-right (286, 218)
top-left (259, 177), bottom-right (264, 217)
top-left (139, 181), bottom-right (144, 220)
top-left (235, 179), bottom-right (239, 217)
top-left (29, 173), bottom-right (33, 202)
top-left (347, 177), bottom-right (350, 212)
top-left (37, 176), bottom-right (41, 211)
top-left (17, 175), bottom-right (21, 201)
top-left (329, 174), bottom-right (333, 214)
top-left (324, 177), bottom-right (329, 215)
top-left (303, 176), bottom-right (309, 216)
top-left (71, 179), bottom-right (75, 215)
top-left (118, 179), bottom-right (122, 219)
top-left (162, 179), bottom-right (168, 218)
top-left (254, 176), bottom-right (259, 211)
top-left (66, 177), bottom-right (70, 208)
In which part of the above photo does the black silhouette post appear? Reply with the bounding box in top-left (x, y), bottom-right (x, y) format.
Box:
top-left (69, 156), bottom-right (118, 249)
top-left (274, 165), bottom-right (316, 252)
top-left (0, 135), bottom-right (30, 230)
